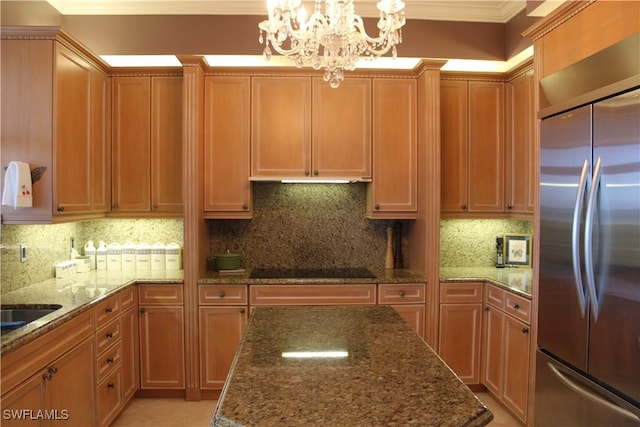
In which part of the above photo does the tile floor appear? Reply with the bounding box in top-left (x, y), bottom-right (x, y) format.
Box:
top-left (111, 392), bottom-right (521, 426)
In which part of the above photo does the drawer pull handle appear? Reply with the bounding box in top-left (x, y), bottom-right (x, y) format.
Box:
top-left (107, 383), bottom-right (115, 389)
top-left (522, 327), bottom-right (530, 334)
top-left (105, 307), bottom-right (113, 314)
top-left (106, 332), bottom-right (114, 338)
top-left (513, 303), bottom-right (520, 310)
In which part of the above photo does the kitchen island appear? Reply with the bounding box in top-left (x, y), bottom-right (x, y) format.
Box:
top-left (212, 305), bottom-right (493, 426)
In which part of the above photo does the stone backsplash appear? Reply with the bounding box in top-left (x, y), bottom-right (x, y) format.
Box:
top-left (1, 218), bottom-right (183, 294)
top-left (440, 218), bottom-right (534, 267)
top-left (208, 183), bottom-right (403, 271)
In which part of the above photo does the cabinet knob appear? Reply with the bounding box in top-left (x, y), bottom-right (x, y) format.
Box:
top-left (107, 383), bottom-right (115, 389)
top-left (48, 367), bottom-right (58, 374)
top-left (43, 372), bottom-right (53, 381)
top-left (313, 170), bottom-right (319, 176)
top-left (240, 308), bottom-right (246, 314)
top-left (513, 303), bottom-right (520, 310)
top-left (484, 306), bottom-right (490, 311)
top-left (399, 291), bottom-right (405, 298)
top-left (375, 204), bottom-right (380, 210)
top-left (304, 170), bottom-right (310, 176)
top-left (242, 203), bottom-right (249, 210)
top-left (105, 307), bottom-right (113, 314)
top-left (57, 206), bottom-right (65, 212)
top-left (152, 204), bottom-right (158, 210)
top-left (112, 204), bottom-right (119, 210)
top-left (219, 291), bottom-right (226, 298)
top-left (522, 327), bottom-right (530, 334)
top-left (107, 357), bottom-right (114, 364)
top-left (461, 204), bottom-right (467, 210)
top-left (106, 331), bottom-right (114, 339)
top-left (139, 307), bottom-right (146, 314)
top-left (507, 205), bottom-right (513, 210)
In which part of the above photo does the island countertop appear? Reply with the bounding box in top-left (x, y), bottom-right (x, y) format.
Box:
top-left (212, 305), bottom-right (493, 427)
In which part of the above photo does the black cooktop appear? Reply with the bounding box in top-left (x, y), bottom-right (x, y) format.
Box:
top-left (249, 267), bottom-right (376, 279)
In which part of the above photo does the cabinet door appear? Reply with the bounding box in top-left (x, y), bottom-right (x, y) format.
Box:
top-left (120, 307), bottom-right (138, 402)
top-left (438, 303), bottom-right (482, 384)
top-left (151, 76), bottom-right (183, 213)
top-left (251, 77), bottom-right (311, 177)
top-left (390, 304), bottom-right (425, 338)
top-left (440, 79), bottom-right (469, 213)
top-left (139, 306), bottom-right (185, 389)
top-left (204, 76), bottom-right (252, 217)
top-left (369, 78), bottom-right (417, 218)
top-left (482, 304), bottom-right (504, 396)
top-left (48, 337), bottom-right (96, 426)
top-left (468, 81), bottom-right (505, 212)
top-left (312, 77), bottom-right (371, 179)
top-left (112, 76), bottom-right (151, 212)
top-left (506, 69), bottom-right (534, 214)
top-left (90, 67), bottom-right (111, 213)
top-left (502, 315), bottom-right (530, 423)
top-left (199, 306), bottom-right (248, 390)
top-left (54, 43), bottom-right (92, 214)
top-left (1, 373), bottom-right (44, 426)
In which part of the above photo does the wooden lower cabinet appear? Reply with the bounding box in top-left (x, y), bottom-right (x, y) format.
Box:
top-left (378, 283), bottom-right (425, 338)
top-left (138, 285), bottom-right (185, 389)
top-left (438, 282), bottom-right (483, 385)
top-left (481, 284), bottom-right (531, 424)
top-left (0, 311), bottom-right (96, 427)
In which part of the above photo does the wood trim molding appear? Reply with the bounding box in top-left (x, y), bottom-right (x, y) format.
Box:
top-left (522, 0), bottom-right (594, 41)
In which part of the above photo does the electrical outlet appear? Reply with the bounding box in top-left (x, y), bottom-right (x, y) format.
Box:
top-left (19, 243), bottom-right (27, 262)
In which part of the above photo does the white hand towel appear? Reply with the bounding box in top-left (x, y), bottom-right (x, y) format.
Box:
top-left (2, 161), bottom-right (33, 208)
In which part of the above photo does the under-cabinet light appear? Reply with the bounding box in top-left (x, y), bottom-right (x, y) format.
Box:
top-left (281, 179), bottom-right (351, 184)
top-left (282, 351), bottom-right (349, 359)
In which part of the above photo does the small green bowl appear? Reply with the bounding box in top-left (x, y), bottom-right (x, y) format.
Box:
top-left (213, 252), bottom-right (242, 270)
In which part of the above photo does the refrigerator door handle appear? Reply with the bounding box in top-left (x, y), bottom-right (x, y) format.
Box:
top-left (584, 156), bottom-right (603, 321)
top-left (572, 158), bottom-right (590, 317)
top-left (548, 362), bottom-right (640, 423)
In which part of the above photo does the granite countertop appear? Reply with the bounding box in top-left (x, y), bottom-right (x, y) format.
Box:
top-left (0, 270), bottom-right (184, 356)
top-left (440, 267), bottom-right (533, 298)
top-left (199, 268), bottom-right (426, 285)
top-left (212, 305), bottom-right (493, 427)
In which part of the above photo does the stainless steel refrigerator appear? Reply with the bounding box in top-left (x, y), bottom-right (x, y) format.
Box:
top-left (536, 85), bottom-right (640, 426)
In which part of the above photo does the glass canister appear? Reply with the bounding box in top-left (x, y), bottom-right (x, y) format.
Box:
top-left (107, 242), bottom-right (122, 271)
top-left (136, 243), bottom-right (151, 271)
top-left (165, 243), bottom-right (181, 271)
top-left (151, 242), bottom-right (166, 271)
top-left (121, 242), bottom-right (137, 271)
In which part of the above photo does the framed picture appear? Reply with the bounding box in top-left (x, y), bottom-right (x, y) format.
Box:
top-left (504, 234), bottom-right (532, 267)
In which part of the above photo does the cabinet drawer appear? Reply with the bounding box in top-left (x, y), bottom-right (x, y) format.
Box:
top-left (439, 282), bottom-right (483, 303)
top-left (120, 287), bottom-right (136, 311)
top-left (97, 341), bottom-right (122, 382)
top-left (504, 293), bottom-right (531, 325)
top-left (484, 284), bottom-right (505, 309)
top-left (199, 285), bottom-right (247, 305)
top-left (95, 294), bottom-right (121, 328)
top-left (378, 283), bottom-right (425, 304)
top-left (97, 368), bottom-right (122, 427)
top-left (138, 284), bottom-right (183, 305)
top-left (96, 317), bottom-right (122, 355)
top-left (250, 284), bottom-right (377, 306)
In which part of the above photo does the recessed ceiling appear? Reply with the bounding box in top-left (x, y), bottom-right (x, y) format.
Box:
top-left (45, 0), bottom-right (526, 23)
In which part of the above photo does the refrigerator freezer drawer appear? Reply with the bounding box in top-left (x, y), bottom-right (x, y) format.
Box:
top-left (535, 350), bottom-right (640, 427)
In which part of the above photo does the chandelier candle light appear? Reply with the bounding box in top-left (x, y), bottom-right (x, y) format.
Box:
top-left (258, 0), bottom-right (406, 88)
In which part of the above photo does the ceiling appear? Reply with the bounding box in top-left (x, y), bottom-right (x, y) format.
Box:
top-left (45, 0), bottom-right (527, 23)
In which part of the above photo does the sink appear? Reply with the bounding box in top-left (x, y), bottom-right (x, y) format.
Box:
top-left (1, 304), bottom-right (62, 334)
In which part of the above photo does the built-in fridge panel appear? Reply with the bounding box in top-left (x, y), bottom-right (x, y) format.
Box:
top-left (538, 104), bottom-right (592, 371)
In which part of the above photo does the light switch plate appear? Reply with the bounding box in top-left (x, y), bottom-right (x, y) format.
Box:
top-left (19, 243), bottom-right (27, 262)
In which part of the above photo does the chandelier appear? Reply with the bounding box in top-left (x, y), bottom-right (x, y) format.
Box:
top-left (258, 0), bottom-right (406, 88)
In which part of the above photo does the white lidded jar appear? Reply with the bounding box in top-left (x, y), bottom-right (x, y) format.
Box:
top-left (96, 241), bottom-right (108, 270)
top-left (84, 240), bottom-right (96, 270)
top-left (107, 242), bottom-right (122, 271)
top-left (165, 243), bottom-right (181, 271)
top-left (151, 242), bottom-right (166, 271)
top-left (121, 242), bottom-right (137, 271)
top-left (136, 243), bottom-right (152, 271)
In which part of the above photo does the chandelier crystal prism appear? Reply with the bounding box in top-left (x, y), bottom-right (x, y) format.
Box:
top-left (258, 0), bottom-right (406, 88)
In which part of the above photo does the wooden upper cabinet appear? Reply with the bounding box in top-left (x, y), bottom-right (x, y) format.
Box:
top-left (440, 78), bottom-right (505, 215)
top-left (506, 67), bottom-right (535, 216)
top-left (440, 80), bottom-right (469, 213)
top-left (112, 76), bottom-right (182, 216)
top-left (251, 77), bottom-right (311, 178)
top-left (204, 76), bottom-right (252, 218)
top-left (312, 77), bottom-right (372, 179)
top-left (468, 81), bottom-right (505, 212)
top-left (250, 76), bottom-right (372, 180)
top-left (368, 78), bottom-right (417, 219)
top-left (151, 77), bottom-right (183, 213)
